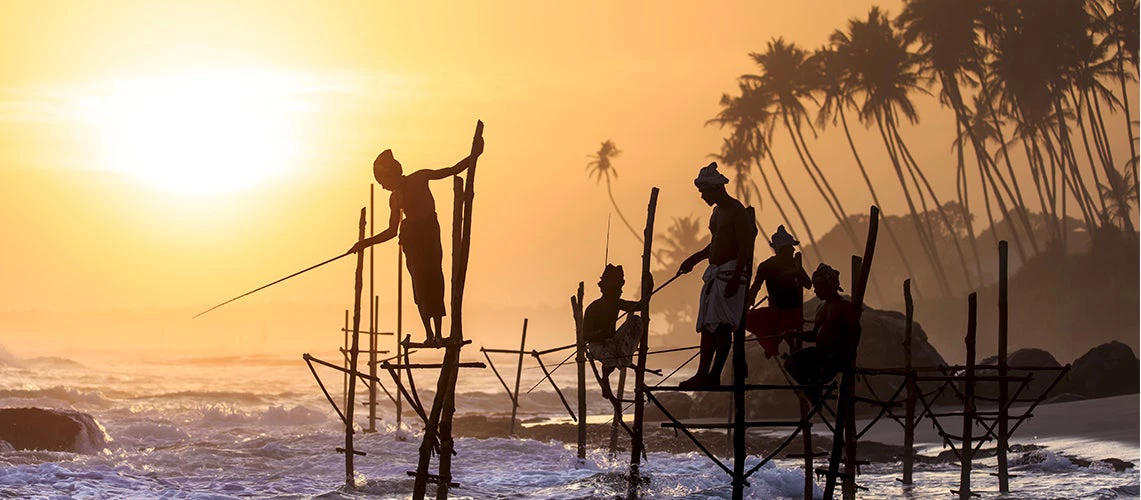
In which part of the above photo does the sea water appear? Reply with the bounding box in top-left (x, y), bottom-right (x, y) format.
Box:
top-left (0, 352), bottom-right (1137, 499)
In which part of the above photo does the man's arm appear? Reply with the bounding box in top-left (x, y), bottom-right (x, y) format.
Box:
top-left (678, 245), bottom-right (710, 275)
top-left (349, 194), bottom-right (401, 253)
top-left (748, 262), bottom-right (767, 304)
top-left (422, 136), bottom-right (485, 180)
top-left (795, 252), bottom-right (811, 289)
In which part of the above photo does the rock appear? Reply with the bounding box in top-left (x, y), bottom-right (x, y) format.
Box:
top-left (0, 407), bottom-right (109, 453)
top-left (977, 348), bottom-right (1066, 401)
top-left (693, 300), bottom-right (948, 419)
top-left (1067, 341), bottom-right (1140, 399)
top-left (644, 392), bottom-right (693, 422)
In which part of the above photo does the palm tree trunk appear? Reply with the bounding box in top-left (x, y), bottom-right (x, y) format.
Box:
top-left (791, 112), bottom-right (862, 248)
top-left (1027, 131), bottom-right (1061, 245)
top-left (1116, 39), bottom-right (1139, 193)
top-left (606, 176), bottom-right (643, 244)
top-left (1053, 98), bottom-right (1100, 232)
top-left (875, 108), bottom-right (953, 297)
top-left (750, 181), bottom-right (771, 239)
top-left (839, 106), bottom-right (924, 296)
top-left (980, 83), bottom-right (1042, 253)
top-left (955, 119), bottom-right (987, 284)
top-left (890, 111), bottom-right (975, 291)
top-left (761, 136), bottom-right (824, 264)
top-left (748, 138), bottom-right (798, 248)
top-left (1070, 87), bottom-right (1110, 218)
top-left (781, 111), bottom-right (858, 249)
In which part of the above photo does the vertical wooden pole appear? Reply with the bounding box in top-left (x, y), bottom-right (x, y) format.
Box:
top-left (369, 185), bottom-right (377, 433)
top-left (799, 332), bottom-right (814, 499)
top-left (825, 206), bottom-right (878, 500)
top-left (343, 310), bottom-right (349, 412)
top-left (959, 293), bottom-right (978, 500)
top-left (396, 244), bottom-right (404, 430)
top-left (997, 241), bottom-right (1010, 493)
top-left (344, 207), bottom-right (368, 488)
top-left (573, 282), bottom-right (587, 459)
top-left (731, 207), bottom-right (758, 500)
top-left (901, 279), bottom-right (916, 485)
top-left (510, 318), bottom-right (529, 436)
top-left (627, 187), bottom-right (659, 499)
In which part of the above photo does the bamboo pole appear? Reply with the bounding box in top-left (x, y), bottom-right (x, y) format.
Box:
top-left (510, 318), bottom-right (528, 436)
top-left (798, 331), bottom-right (814, 499)
top-left (344, 208), bottom-right (368, 489)
top-left (627, 187), bottom-right (659, 499)
top-left (824, 206), bottom-right (878, 500)
top-left (997, 241), bottom-right (1010, 493)
top-left (572, 282), bottom-right (587, 459)
top-left (901, 279), bottom-right (916, 485)
top-left (958, 293), bottom-right (978, 500)
top-left (397, 244), bottom-right (404, 430)
top-left (369, 185), bottom-right (377, 433)
top-left (343, 310), bottom-right (349, 412)
top-left (730, 206), bottom-right (758, 500)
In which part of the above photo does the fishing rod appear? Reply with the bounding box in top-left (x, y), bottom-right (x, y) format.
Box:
top-left (192, 250), bottom-right (354, 319)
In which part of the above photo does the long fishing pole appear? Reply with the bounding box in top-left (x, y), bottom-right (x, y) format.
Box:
top-left (193, 250), bottom-right (354, 319)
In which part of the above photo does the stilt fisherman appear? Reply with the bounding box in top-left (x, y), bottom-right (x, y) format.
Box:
top-left (349, 137), bottom-right (484, 344)
top-left (582, 264), bottom-right (645, 401)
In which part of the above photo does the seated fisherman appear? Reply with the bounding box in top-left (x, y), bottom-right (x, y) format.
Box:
top-left (582, 264), bottom-right (645, 401)
top-left (746, 225), bottom-right (811, 358)
top-left (784, 263), bottom-right (861, 400)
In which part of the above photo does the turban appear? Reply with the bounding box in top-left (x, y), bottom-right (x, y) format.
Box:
top-left (812, 263), bottom-right (843, 292)
top-left (769, 225), bottom-right (800, 249)
top-left (373, 149), bottom-right (402, 180)
top-left (599, 264), bottom-right (625, 286)
top-left (694, 162), bottom-right (729, 190)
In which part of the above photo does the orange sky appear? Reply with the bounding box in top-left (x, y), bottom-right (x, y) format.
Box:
top-left (0, 1), bottom-right (1134, 356)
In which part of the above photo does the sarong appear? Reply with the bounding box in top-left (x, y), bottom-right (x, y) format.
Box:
top-left (695, 260), bottom-right (749, 333)
top-left (746, 305), bottom-right (805, 358)
top-left (587, 314), bottom-right (643, 371)
top-left (399, 216), bottom-right (446, 317)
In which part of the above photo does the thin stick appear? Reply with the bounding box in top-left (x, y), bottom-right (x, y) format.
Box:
top-left (193, 251), bottom-right (351, 319)
top-left (510, 318), bottom-right (529, 436)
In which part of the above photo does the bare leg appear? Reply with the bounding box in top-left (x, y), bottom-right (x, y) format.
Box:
top-left (707, 325), bottom-right (734, 385)
top-left (433, 316), bottom-right (443, 340)
top-left (418, 308), bottom-right (434, 343)
top-left (681, 331), bottom-right (715, 388)
top-left (601, 366), bottom-right (616, 400)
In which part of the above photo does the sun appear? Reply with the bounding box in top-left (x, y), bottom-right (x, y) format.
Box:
top-left (83, 71), bottom-right (306, 194)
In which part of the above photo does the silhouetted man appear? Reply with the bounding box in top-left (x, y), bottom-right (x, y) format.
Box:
top-left (784, 263), bottom-right (861, 400)
top-left (747, 225), bottom-right (811, 358)
top-left (677, 163), bottom-right (755, 389)
top-left (349, 138), bottom-right (484, 344)
top-left (582, 264), bottom-right (645, 400)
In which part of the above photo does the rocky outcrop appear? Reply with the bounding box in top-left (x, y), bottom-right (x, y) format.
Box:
top-left (1066, 341), bottom-right (1140, 399)
top-left (978, 348), bottom-right (1066, 400)
top-left (691, 300), bottom-right (947, 419)
top-left (0, 407), bottom-right (109, 453)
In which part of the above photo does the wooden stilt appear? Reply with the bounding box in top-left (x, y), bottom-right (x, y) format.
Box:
top-left (343, 309), bottom-right (349, 412)
top-left (627, 187), bottom-right (659, 499)
top-left (396, 244), bottom-right (404, 430)
top-left (344, 208), bottom-right (368, 489)
top-left (572, 282), bottom-right (587, 460)
top-left (901, 279), bottom-right (916, 485)
top-left (510, 319), bottom-right (528, 436)
top-left (957, 293), bottom-right (978, 500)
top-left (798, 333), bottom-right (814, 499)
top-left (368, 184), bottom-right (377, 433)
top-left (997, 241), bottom-right (1010, 493)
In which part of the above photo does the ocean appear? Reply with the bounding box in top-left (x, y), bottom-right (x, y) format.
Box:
top-left (0, 351), bottom-right (1137, 499)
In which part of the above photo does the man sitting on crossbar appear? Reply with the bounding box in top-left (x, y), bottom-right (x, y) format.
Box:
top-left (583, 264), bottom-right (648, 401)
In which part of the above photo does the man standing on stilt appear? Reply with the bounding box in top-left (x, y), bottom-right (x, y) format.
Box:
top-left (349, 137), bottom-right (485, 344)
top-left (677, 162), bottom-right (754, 389)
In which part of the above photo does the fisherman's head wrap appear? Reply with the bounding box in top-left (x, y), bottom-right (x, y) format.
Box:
top-left (812, 263), bottom-right (843, 292)
top-left (694, 162), bottom-right (729, 191)
top-left (599, 264), bottom-right (625, 287)
top-left (770, 225), bottom-right (800, 249)
top-left (373, 149), bottom-right (402, 181)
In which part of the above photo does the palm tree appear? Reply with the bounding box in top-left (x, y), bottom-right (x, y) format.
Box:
top-left (585, 140), bottom-right (642, 243)
top-left (1091, 0), bottom-right (1140, 195)
top-left (832, 7), bottom-right (955, 296)
top-left (746, 39), bottom-right (863, 253)
top-left (813, 45), bottom-right (926, 296)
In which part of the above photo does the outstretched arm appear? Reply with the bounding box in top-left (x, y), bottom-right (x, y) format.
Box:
top-left (423, 136), bottom-right (485, 180)
top-left (349, 195), bottom-right (401, 254)
top-left (677, 245), bottom-right (710, 275)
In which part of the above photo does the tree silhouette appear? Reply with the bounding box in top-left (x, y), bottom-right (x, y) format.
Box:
top-left (585, 140), bottom-right (642, 243)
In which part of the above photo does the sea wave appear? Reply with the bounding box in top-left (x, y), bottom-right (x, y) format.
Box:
top-left (0, 386), bottom-right (113, 407)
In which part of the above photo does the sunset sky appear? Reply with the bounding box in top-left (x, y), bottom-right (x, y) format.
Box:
top-left (1, 1), bottom-right (1134, 356)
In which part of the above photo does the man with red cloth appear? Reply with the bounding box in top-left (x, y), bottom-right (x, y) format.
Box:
top-left (746, 225), bottom-right (811, 358)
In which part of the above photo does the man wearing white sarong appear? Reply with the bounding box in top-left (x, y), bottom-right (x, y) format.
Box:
top-left (677, 162), bottom-right (755, 389)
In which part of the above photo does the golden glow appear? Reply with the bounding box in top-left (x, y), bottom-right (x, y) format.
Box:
top-left (82, 70), bottom-right (305, 194)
